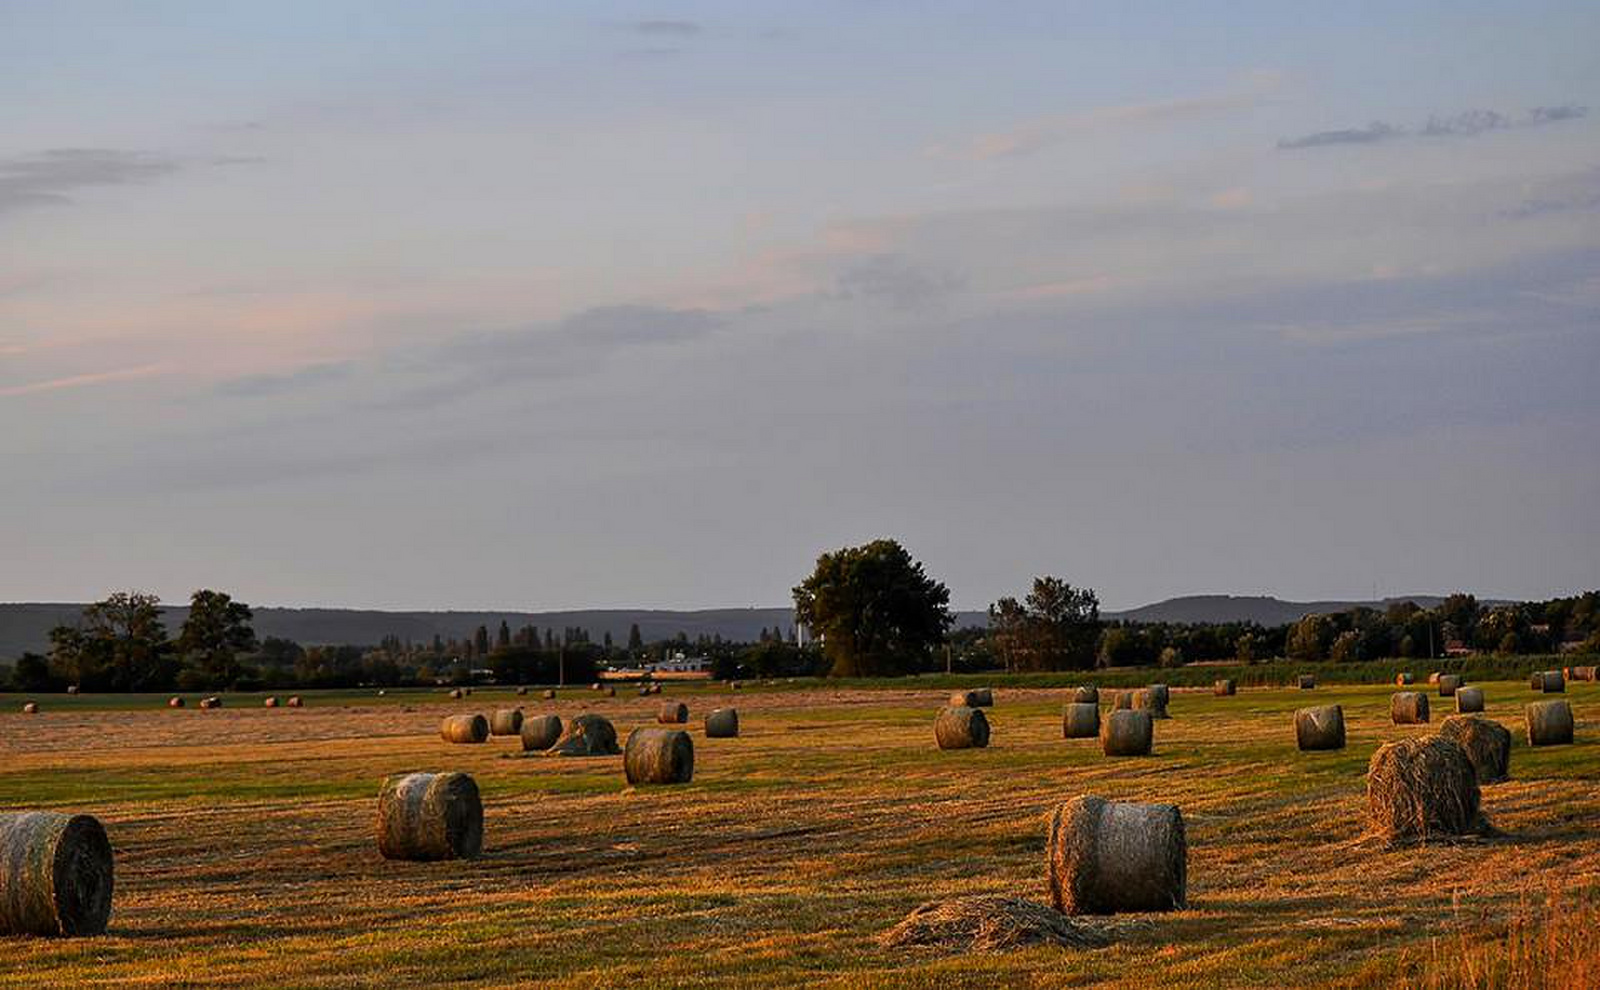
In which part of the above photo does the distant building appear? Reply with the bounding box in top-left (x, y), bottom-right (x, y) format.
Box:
top-left (648, 652), bottom-right (712, 674)
top-left (1444, 640), bottom-right (1474, 657)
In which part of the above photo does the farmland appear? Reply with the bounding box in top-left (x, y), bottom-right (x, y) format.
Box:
top-left (0, 679), bottom-right (1596, 987)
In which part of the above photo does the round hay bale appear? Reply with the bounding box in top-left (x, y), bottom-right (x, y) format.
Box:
top-left (657, 702), bottom-right (689, 724)
top-left (730, 681), bottom-right (742, 690)
top-left (1133, 688), bottom-right (1169, 719)
top-left (464, 687), bottom-right (472, 695)
top-left (1526, 700), bottom-right (1574, 746)
top-left (448, 688), bottom-right (463, 700)
top-left (1147, 684), bottom-right (1170, 708)
top-left (637, 686), bottom-right (651, 697)
top-left (1365, 736), bottom-right (1483, 842)
top-left (1298, 674), bottom-right (1316, 690)
top-left (1529, 672), bottom-right (1542, 691)
top-left (375, 772), bottom-right (482, 861)
top-left (520, 714), bottom-right (562, 751)
top-left (623, 727), bottom-right (694, 784)
top-left (168, 697), bottom-right (184, 709)
top-left (1046, 795), bottom-right (1185, 915)
top-left (1213, 679), bottom-right (1236, 696)
top-left (550, 713), bottom-right (621, 756)
top-left (1438, 715), bottom-right (1511, 783)
top-left (650, 683), bottom-right (663, 695)
top-left (263, 696), bottom-right (279, 708)
top-left (1454, 686), bottom-right (1485, 714)
top-left (286, 696), bottom-right (302, 708)
top-left (21, 702), bottom-right (38, 714)
top-left (1112, 691), bottom-right (1134, 710)
top-left (1391, 691), bottom-right (1430, 724)
top-left (704, 708), bottom-right (739, 738)
top-left (1427, 672), bottom-right (1441, 684)
top-left (489, 709), bottom-right (524, 736)
top-left (590, 682), bottom-right (601, 691)
top-left (1073, 685), bottom-right (1098, 704)
top-left (1294, 705), bottom-right (1346, 751)
top-left (439, 714), bottom-right (489, 744)
top-left (934, 706), bottom-right (990, 749)
top-left (968, 688), bottom-right (996, 707)
top-left (604, 686), bottom-right (616, 698)
top-left (1396, 672), bottom-right (1414, 686)
top-left (66, 686), bottom-right (78, 696)
top-left (1062, 702), bottom-right (1100, 739)
top-left (0, 811), bottom-right (114, 936)
top-left (1573, 665), bottom-right (1597, 682)
top-left (199, 696), bottom-right (222, 710)
top-left (1537, 671), bottom-right (1565, 694)
top-left (1100, 709), bottom-right (1153, 756)
top-left (542, 689), bottom-right (556, 700)
top-left (1437, 674), bottom-right (1463, 697)
top-left (515, 686), bottom-right (528, 697)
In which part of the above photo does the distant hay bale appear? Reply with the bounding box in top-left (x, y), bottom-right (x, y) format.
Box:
top-left (286, 696), bottom-right (302, 708)
top-left (542, 689), bottom-right (556, 700)
top-left (638, 686), bottom-right (651, 697)
top-left (1396, 672), bottom-right (1414, 686)
top-left (624, 727), bottom-right (694, 784)
top-left (1438, 715), bottom-right (1511, 783)
top-left (1147, 684), bottom-right (1170, 709)
top-left (934, 706), bottom-right (991, 749)
top-left (1294, 705), bottom-right (1346, 751)
top-left (1100, 709), bottom-right (1153, 756)
top-left (1062, 702), bottom-right (1100, 739)
top-left (1112, 691), bottom-right (1134, 710)
top-left (1391, 691), bottom-right (1430, 724)
top-left (1298, 674), bottom-right (1316, 690)
top-left (168, 697), bottom-right (184, 709)
top-left (730, 681), bottom-right (742, 690)
top-left (1572, 665), bottom-right (1596, 682)
top-left (550, 713), bottom-right (620, 756)
top-left (375, 772), bottom-right (482, 861)
top-left (0, 811), bottom-right (114, 936)
top-left (489, 709), bottom-right (524, 736)
top-left (21, 702), bottom-right (38, 714)
top-left (1529, 672), bottom-right (1542, 691)
top-left (448, 688), bottom-right (463, 700)
top-left (66, 686), bottom-right (78, 696)
top-left (1536, 671), bottom-right (1565, 693)
top-left (1525, 700), bottom-right (1575, 747)
top-left (948, 688), bottom-right (994, 708)
top-left (1454, 686), bottom-right (1485, 714)
top-left (263, 697), bottom-right (279, 708)
top-left (877, 895), bottom-right (1116, 952)
top-left (658, 702), bottom-right (689, 724)
top-left (1133, 688), bottom-right (1169, 720)
top-left (1073, 685), bottom-right (1099, 704)
top-left (439, 714), bottom-right (489, 744)
top-left (1437, 674), bottom-right (1463, 697)
top-left (1365, 736), bottom-right (1485, 843)
top-left (520, 714), bottom-right (562, 752)
top-left (515, 686), bottom-right (528, 696)
top-left (650, 684), bottom-right (663, 695)
top-left (591, 682), bottom-right (601, 691)
top-left (1047, 795), bottom-right (1185, 915)
top-left (199, 696), bottom-right (222, 710)
top-left (1213, 679), bottom-right (1235, 696)
top-left (705, 708), bottom-right (739, 738)
top-left (604, 686), bottom-right (616, 697)
top-left (464, 687), bottom-right (472, 695)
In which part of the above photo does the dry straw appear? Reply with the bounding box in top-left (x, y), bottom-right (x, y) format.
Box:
top-left (1438, 715), bottom-right (1511, 784)
top-left (439, 714), bottom-right (489, 744)
top-left (705, 708), bottom-right (739, 738)
top-left (1365, 736), bottom-right (1486, 843)
top-left (1100, 709), bottom-right (1153, 756)
top-left (1295, 705), bottom-right (1345, 751)
top-left (1047, 795), bottom-right (1186, 915)
top-left (877, 895), bottom-right (1116, 952)
top-left (658, 702), bottom-right (689, 724)
top-left (934, 706), bottom-right (991, 749)
top-left (1392, 691), bottom-right (1430, 724)
top-left (0, 811), bottom-right (114, 937)
top-left (375, 772), bottom-right (482, 861)
top-left (1062, 702), bottom-right (1100, 739)
top-left (1526, 700), bottom-right (1575, 746)
top-left (549, 714), bottom-right (621, 756)
top-left (624, 727), bottom-right (694, 784)
top-left (489, 709), bottom-right (524, 736)
top-left (520, 714), bottom-right (562, 752)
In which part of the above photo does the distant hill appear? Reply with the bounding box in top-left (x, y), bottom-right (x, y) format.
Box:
top-left (0, 596), bottom-right (1503, 659)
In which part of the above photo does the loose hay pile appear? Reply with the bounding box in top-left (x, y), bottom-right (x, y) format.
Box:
top-left (1062, 702), bottom-right (1100, 739)
top-left (935, 706), bottom-right (991, 749)
top-left (623, 727), bottom-right (694, 784)
top-left (1294, 705), bottom-right (1346, 751)
top-left (1526, 700), bottom-right (1575, 746)
top-left (877, 895), bottom-right (1119, 953)
top-left (375, 772), bottom-right (482, 861)
top-left (1047, 795), bottom-right (1186, 915)
top-left (520, 714), bottom-right (562, 751)
top-left (1392, 691), bottom-right (1430, 724)
top-left (0, 811), bottom-right (115, 937)
top-left (549, 714), bottom-right (621, 756)
top-left (1438, 715), bottom-right (1511, 783)
top-left (1365, 737), bottom-right (1487, 843)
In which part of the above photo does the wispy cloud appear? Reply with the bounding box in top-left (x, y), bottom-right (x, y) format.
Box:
top-left (1278, 104), bottom-right (1588, 150)
top-left (0, 149), bottom-right (179, 215)
top-left (216, 361), bottom-right (354, 397)
top-left (632, 20), bottom-right (701, 36)
top-left (0, 364), bottom-right (168, 399)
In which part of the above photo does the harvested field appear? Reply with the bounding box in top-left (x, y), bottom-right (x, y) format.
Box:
top-left (0, 679), bottom-right (1596, 987)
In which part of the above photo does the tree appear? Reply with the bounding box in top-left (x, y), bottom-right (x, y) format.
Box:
top-left (793, 539), bottom-right (952, 677)
top-left (474, 625), bottom-right (490, 658)
top-left (176, 589), bottom-right (257, 688)
top-left (496, 620), bottom-right (511, 650)
top-left (627, 623), bottom-right (643, 652)
top-left (50, 590), bottom-right (174, 691)
top-left (1022, 577), bottom-right (1100, 670)
top-left (987, 597), bottom-right (1028, 673)
top-left (1235, 633), bottom-right (1257, 664)
top-left (11, 653), bottom-right (55, 692)
top-left (1286, 614), bottom-right (1331, 663)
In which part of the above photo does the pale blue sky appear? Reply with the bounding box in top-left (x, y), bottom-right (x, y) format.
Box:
top-left (2, 2), bottom-right (1597, 610)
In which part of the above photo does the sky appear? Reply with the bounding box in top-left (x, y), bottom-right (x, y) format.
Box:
top-left (2, 1), bottom-right (1598, 612)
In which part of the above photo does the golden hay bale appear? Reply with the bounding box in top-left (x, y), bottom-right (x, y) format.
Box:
top-left (1100, 709), bottom-right (1153, 756)
top-left (1572, 665), bottom-right (1597, 682)
top-left (650, 683), bottom-right (663, 695)
top-left (730, 681), bottom-right (742, 690)
top-left (1396, 672), bottom-right (1415, 686)
top-left (1536, 671), bottom-right (1565, 694)
top-left (520, 714), bottom-right (562, 751)
top-left (1298, 674), bottom-right (1316, 690)
top-left (1526, 700), bottom-right (1575, 746)
top-left (21, 702), bottom-right (38, 714)
top-left (1365, 737), bottom-right (1485, 842)
top-left (1133, 688), bottom-right (1169, 720)
top-left (1112, 691), bottom-right (1134, 710)
top-left (877, 895), bottom-right (1116, 952)
top-left (286, 696), bottom-right (302, 708)
top-left (1213, 679), bottom-right (1236, 696)
top-left (0, 811), bottom-right (114, 936)
top-left (199, 696), bottom-right (222, 709)
top-left (658, 701), bottom-right (689, 724)
top-left (168, 697), bottom-right (184, 709)
top-left (705, 708), bottom-right (739, 738)
top-left (1437, 674), bottom-right (1463, 697)
top-left (1391, 691), bottom-right (1430, 724)
top-left (934, 706), bottom-right (991, 749)
top-left (604, 686), bottom-right (616, 697)
top-left (1438, 715), bottom-right (1511, 784)
top-left (1073, 685), bottom-right (1099, 704)
top-left (439, 714), bottom-right (489, 744)
top-left (375, 772), bottom-right (482, 861)
top-left (515, 686), bottom-right (528, 696)
top-left (549, 714), bottom-right (620, 756)
top-left (1429, 672), bottom-right (1443, 684)
top-left (542, 689), bottom-right (556, 700)
top-left (1529, 672), bottom-right (1541, 691)
top-left (591, 682), bottom-right (602, 691)
top-left (967, 688), bottom-right (996, 707)
top-left (1062, 702), bottom-right (1100, 739)
top-left (623, 727), bottom-right (694, 784)
top-left (1294, 705), bottom-right (1346, 751)
top-left (1147, 684), bottom-right (1170, 708)
top-left (448, 688), bottom-right (463, 700)
top-left (489, 709), bottom-right (524, 736)
top-left (1047, 795), bottom-right (1186, 915)
top-left (1454, 686), bottom-right (1485, 714)
top-left (66, 686), bottom-right (78, 696)
top-left (263, 697), bottom-right (279, 708)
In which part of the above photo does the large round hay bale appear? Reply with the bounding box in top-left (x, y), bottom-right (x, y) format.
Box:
top-left (1147, 684), bottom-right (1170, 708)
top-left (542, 689), bottom-right (556, 700)
top-left (1427, 672), bottom-right (1441, 684)
top-left (1112, 691), bottom-right (1134, 710)
top-left (550, 713), bottom-right (621, 756)
top-left (1213, 679), bottom-right (1236, 696)
top-left (1537, 671), bottom-right (1565, 694)
top-left (520, 714), bottom-right (562, 751)
top-left (375, 772), bottom-right (482, 861)
top-left (1294, 705), bottom-right (1345, 751)
top-left (168, 697), bottom-right (184, 709)
top-left (934, 706), bottom-right (990, 749)
top-left (1365, 737), bottom-right (1483, 842)
top-left (1062, 702), bottom-right (1100, 739)
top-left (1046, 795), bottom-right (1185, 915)
top-left (263, 696), bottom-right (279, 708)
top-left (1438, 715), bottom-right (1510, 783)
top-left (1100, 709), bottom-right (1153, 756)
top-left (1133, 688), bottom-right (1169, 719)
top-left (21, 702), bottom-right (38, 714)
top-left (286, 696), bottom-right (303, 708)
top-left (1396, 672), bottom-right (1415, 686)
top-left (1391, 691), bottom-right (1430, 724)
top-left (1298, 674), bottom-right (1316, 690)
top-left (0, 811), bottom-right (114, 936)
top-left (1454, 686), bottom-right (1485, 714)
top-left (1437, 674), bottom-right (1462, 697)
top-left (624, 727), bottom-right (694, 784)
top-left (657, 701), bottom-right (689, 724)
top-left (489, 709), bottom-right (524, 736)
top-left (948, 688), bottom-right (993, 708)
top-left (1573, 666), bottom-right (1597, 682)
top-left (705, 708), bottom-right (739, 738)
top-left (439, 714), bottom-right (489, 744)
top-left (1073, 685), bottom-right (1098, 704)
top-left (1526, 700), bottom-right (1574, 746)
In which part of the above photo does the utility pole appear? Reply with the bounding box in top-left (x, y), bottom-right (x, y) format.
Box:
top-left (945, 642), bottom-right (952, 675)
top-left (559, 640), bottom-right (566, 687)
